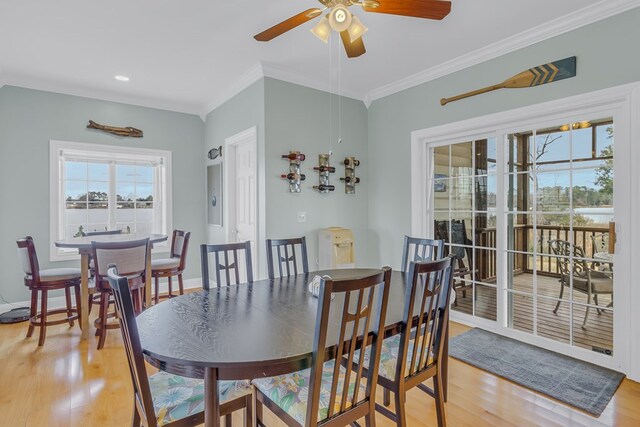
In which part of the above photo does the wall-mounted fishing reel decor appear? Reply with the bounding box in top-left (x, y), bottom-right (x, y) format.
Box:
top-left (281, 151), bottom-right (306, 193)
top-left (313, 154), bottom-right (335, 193)
top-left (341, 156), bottom-right (361, 194)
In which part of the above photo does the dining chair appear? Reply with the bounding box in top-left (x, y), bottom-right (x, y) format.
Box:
top-left (400, 235), bottom-right (444, 272)
top-left (201, 241), bottom-right (253, 289)
top-left (152, 230), bottom-right (191, 303)
top-left (356, 257), bottom-right (454, 427)
top-left (106, 266), bottom-right (253, 427)
top-left (549, 239), bottom-right (613, 328)
top-left (92, 238), bottom-right (150, 349)
top-left (266, 237), bottom-right (309, 279)
top-left (84, 228), bottom-right (123, 314)
top-left (434, 219), bottom-right (475, 305)
top-left (253, 267), bottom-right (393, 427)
top-left (16, 236), bottom-right (81, 346)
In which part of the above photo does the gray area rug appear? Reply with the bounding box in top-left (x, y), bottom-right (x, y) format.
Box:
top-left (449, 328), bottom-right (624, 416)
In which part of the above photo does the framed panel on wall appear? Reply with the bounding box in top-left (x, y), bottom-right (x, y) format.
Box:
top-left (207, 163), bottom-right (222, 226)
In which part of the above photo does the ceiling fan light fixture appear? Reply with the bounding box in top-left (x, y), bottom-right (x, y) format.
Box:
top-left (361, 0), bottom-right (380, 8)
top-left (328, 4), bottom-right (352, 32)
top-left (347, 15), bottom-right (368, 42)
top-left (310, 16), bottom-right (331, 43)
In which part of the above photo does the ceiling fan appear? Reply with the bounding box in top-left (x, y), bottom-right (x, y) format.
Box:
top-left (254, 0), bottom-right (451, 58)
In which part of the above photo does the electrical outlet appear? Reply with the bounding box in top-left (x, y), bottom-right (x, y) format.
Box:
top-left (297, 211), bottom-right (306, 223)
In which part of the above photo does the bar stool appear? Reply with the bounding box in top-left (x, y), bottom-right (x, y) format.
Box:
top-left (152, 230), bottom-right (190, 304)
top-left (16, 236), bottom-right (81, 346)
top-left (92, 238), bottom-right (149, 349)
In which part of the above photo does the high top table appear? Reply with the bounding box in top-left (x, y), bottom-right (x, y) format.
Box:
top-left (137, 269), bottom-right (450, 427)
top-left (55, 233), bottom-right (167, 339)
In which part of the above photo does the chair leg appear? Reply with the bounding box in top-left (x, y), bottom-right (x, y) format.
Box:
top-left (131, 402), bottom-right (141, 427)
top-left (225, 413), bottom-right (232, 426)
top-left (365, 409), bottom-right (376, 427)
top-left (27, 290), bottom-right (37, 338)
top-left (74, 284), bottom-right (82, 330)
top-left (244, 394), bottom-right (252, 427)
top-left (97, 292), bottom-right (109, 349)
top-left (65, 287), bottom-right (74, 327)
top-left (394, 391), bottom-right (407, 427)
top-left (154, 275), bottom-right (160, 304)
top-left (383, 388), bottom-right (391, 406)
top-left (433, 374), bottom-right (447, 427)
top-left (594, 294), bottom-right (602, 315)
top-left (255, 393), bottom-right (263, 426)
top-left (582, 292), bottom-right (592, 329)
top-left (178, 273), bottom-right (184, 295)
top-left (168, 276), bottom-right (173, 298)
top-left (553, 282), bottom-right (565, 314)
top-left (38, 290), bottom-right (48, 346)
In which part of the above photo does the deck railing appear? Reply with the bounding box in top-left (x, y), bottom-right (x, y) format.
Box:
top-left (474, 224), bottom-right (610, 281)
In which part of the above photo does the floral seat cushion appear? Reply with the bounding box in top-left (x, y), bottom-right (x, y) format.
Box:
top-left (149, 371), bottom-right (251, 426)
top-left (354, 333), bottom-right (432, 381)
top-left (252, 359), bottom-right (368, 425)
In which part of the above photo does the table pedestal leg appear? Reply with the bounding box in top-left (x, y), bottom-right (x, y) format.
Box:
top-left (80, 252), bottom-right (90, 340)
top-left (205, 367), bottom-right (220, 427)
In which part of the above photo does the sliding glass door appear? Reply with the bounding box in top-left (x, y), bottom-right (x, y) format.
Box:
top-left (505, 118), bottom-right (614, 355)
top-left (430, 138), bottom-right (498, 322)
top-left (427, 117), bottom-right (617, 360)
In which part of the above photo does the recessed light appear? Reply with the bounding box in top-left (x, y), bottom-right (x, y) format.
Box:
top-left (114, 75), bottom-right (130, 82)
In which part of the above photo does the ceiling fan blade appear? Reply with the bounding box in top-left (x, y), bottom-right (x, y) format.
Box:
top-left (340, 31), bottom-right (366, 58)
top-left (254, 8), bottom-right (323, 41)
top-left (363, 0), bottom-right (451, 20)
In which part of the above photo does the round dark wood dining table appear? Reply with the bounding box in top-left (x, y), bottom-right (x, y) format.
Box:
top-left (137, 269), bottom-right (450, 427)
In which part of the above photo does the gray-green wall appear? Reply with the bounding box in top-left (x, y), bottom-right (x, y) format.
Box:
top-left (264, 78), bottom-right (372, 270)
top-left (0, 86), bottom-right (205, 303)
top-left (367, 8), bottom-right (640, 268)
top-left (203, 78), bottom-right (372, 278)
top-left (203, 79), bottom-right (267, 275)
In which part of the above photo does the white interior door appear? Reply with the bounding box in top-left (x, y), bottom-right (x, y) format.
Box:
top-left (225, 127), bottom-right (257, 281)
top-left (233, 140), bottom-right (256, 245)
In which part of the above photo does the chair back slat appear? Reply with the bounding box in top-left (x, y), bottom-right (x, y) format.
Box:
top-left (397, 257), bottom-right (454, 381)
top-left (16, 236), bottom-right (40, 282)
top-left (200, 241), bottom-right (253, 288)
top-left (401, 235), bottom-right (444, 272)
top-left (266, 237), bottom-right (309, 279)
top-left (106, 267), bottom-right (158, 427)
top-left (305, 267), bottom-right (392, 427)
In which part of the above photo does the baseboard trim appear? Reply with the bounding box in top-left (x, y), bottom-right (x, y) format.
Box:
top-left (0, 278), bottom-right (204, 315)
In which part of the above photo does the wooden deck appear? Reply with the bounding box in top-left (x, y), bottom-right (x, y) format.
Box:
top-left (452, 273), bottom-right (614, 354)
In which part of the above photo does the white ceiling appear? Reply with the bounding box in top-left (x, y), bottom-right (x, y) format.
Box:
top-left (0, 0), bottom-right (635, 116)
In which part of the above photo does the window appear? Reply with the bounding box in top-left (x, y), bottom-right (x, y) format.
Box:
top-left (50, 140), bottom-right (172, 260)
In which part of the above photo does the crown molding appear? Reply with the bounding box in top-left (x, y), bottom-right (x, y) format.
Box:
top-left (200, 63), bottom-right (264, 120)
top-left (364, 0), bottom-right (640, 107)
top-left (261, 62), bottom-right (366, 103)
top-left (0, 73), bottom-right (202, 116)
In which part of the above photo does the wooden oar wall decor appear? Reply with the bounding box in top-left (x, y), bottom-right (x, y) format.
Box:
top-left (87, 120), bottom-right (144, 138)
top-left (441, 56), bottom-right (577, 106)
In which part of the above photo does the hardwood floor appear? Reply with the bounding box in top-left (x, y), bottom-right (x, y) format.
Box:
top-left (0, 310), bottom-right (638, 426)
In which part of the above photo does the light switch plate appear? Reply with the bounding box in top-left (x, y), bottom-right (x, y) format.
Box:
top-left (297, 211), bottom-right (307, 223)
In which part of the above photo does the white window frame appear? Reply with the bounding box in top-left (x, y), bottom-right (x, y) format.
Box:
top-left (49, 140), bottom-right (173, 261)
top-left (411, 82), bottom-right (640, 381)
